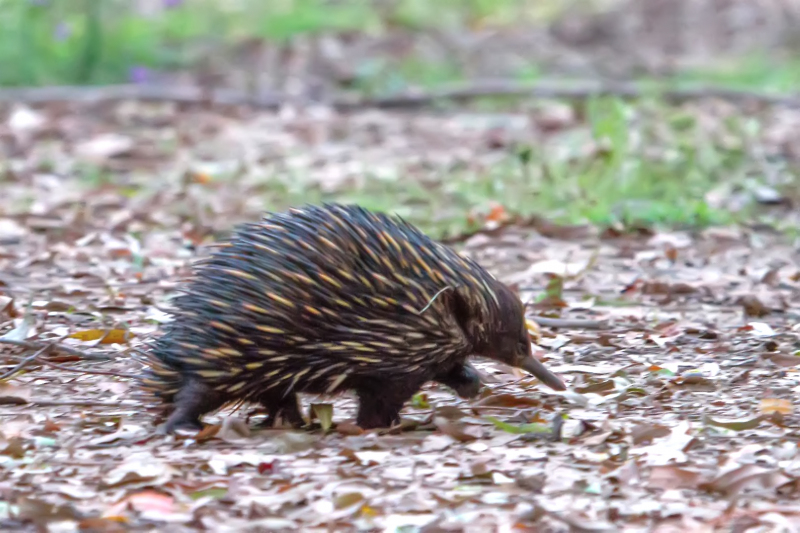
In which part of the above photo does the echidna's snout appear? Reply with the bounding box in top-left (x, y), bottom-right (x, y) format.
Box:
top-left (519, 354), bottom-right (566, 391)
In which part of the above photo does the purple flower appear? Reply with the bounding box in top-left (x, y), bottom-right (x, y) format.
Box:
top-left (53, 22), bottom-right (71, 41)
top-left (163, 0), bottom-right (183, 8)
top-left (128, 66), bottom-right (152, 84)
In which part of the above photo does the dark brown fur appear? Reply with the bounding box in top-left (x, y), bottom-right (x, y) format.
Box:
top-left (160, 361), bottom-right (482, 431)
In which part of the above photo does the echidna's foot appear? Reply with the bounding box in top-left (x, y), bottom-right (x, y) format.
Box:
top-left (434, 361), bottom-right (482, 399)
top-left (256, 392), bottom-right (306, 429)
top-left (355, 407), bottom-right (401, 430)
top-left (158, 415), bottom-right (205, 435)
top-left (159, 379), bottom-right (224, 434)
top-left (355, 383), bottom-right (420, 429)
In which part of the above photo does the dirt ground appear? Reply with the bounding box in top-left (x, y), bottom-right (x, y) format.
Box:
top-left (1, 100), bottom-right (800, 532)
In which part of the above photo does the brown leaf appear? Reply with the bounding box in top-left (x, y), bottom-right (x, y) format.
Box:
top-left (631, 423), bottom-right (671, 445)
top-left (760, 398), bottom-right (793, 415)
top-left (333, 492), bottom-right (364, 510)
top-left (473, 393), bottom-right (541, 408)
top-left (16, 496), bottom-right (79, 524)
top-left (433, 416), bottom-right (481, 442)
top-left (336, 422), bottom-right (364, 436)
top-left (0, 435), bottom-right (28, 458)
top-left (0, 384), bottom-right (31, 405)
top-left (0, 296), bottom-right (15, 317)
top-left (701, 464), bottom-right (791, 497)
top-left (641, 281), bottom-right (696, 295)
top-left (103, 490), bottom-right (175, 519)
top-left (77, 518), bottom-right (127, 533)
top-left (761, 352), bottom-right (800, 367)
top-left (739, 294), bottom-right (770, 317)
top-left (194, 423), bottom-right (221, 442)
top-left (647, 465), bottom-right (703, 490)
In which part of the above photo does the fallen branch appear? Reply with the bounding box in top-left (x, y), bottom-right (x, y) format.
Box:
top-left (0, 79), bottom-right (797, 110)
top-left (0, 336), bottom-right (65, 381)
top-left (0, 338), bottom-right (112, 361)
top-left (533, 316), bottom-right (609, 330)
top-left (27, 400), bottom-right (138, 407)
top-left (38, 358), bottom-right (138, 379)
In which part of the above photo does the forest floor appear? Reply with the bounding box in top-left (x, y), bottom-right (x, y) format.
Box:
top-left (0, 97), bottom-right (799, 532)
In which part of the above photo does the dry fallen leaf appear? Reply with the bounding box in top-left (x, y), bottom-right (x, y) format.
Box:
top-left (312, 403), bottom-right (334, 432)
top-left (217, 417), bottom-right (251, 440)
top-left (68, 328), bottom-right (133, 344)
top-left (74, 133), bottom-right (134, 163)
top-left (0, 384), bottom-right (31, 405)
top-left (701, 464), bottom-right (792, 497)
top-left (702, 414), bottom-right (765, 431)
top-left (433, 416), bottom-right (482, 442)
top-left (739, 294), bottom-right (770, 317)
top-left (760, 398), bottom-right (793, 415)
top-left (103, 490), bottom-right (176, 519)
top-left (103, 453), bottom-right (175, 488)
top-left (336, 421), bottom-right (364, 436)
top-left (647, 465), bottom-right (703, 490)
top-left (0, 296), bottom-right (15, 317)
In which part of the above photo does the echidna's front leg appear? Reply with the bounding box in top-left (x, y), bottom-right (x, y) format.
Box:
top-left (433, 361), bottom-right (482, 399)
top-left (256, 392), bottom-right (306, 428)
top-left (160, 379), bottom-right (225, 433)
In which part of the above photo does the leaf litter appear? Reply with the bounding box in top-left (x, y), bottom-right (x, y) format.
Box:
top-left (1, 97), bottom-right (800, 531)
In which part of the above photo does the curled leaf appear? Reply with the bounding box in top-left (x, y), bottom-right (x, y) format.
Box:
top-left (485, 416), bottom-right (551, 435)
top-left (760, 398), bottom-right (793, 415)
top-left (68, 329), bottom-right (133, 344)
top-left (311, 403), bottom-right (334, 432)
top-left (702, 414), bottom-right (764, 431)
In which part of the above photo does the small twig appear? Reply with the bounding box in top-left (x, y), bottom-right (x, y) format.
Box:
top-left (0, 338), bottom-right (112, 361)
top-left (532, 316), bottom-right (609, 330)
top-left (27, 400), bottom-right (136, 407)
top-left (37, 359), bottom-right (138, 379)
top-left (0, 337), bottom-right (63, 381)
top-left (0, 79), bottom-right (798, 110)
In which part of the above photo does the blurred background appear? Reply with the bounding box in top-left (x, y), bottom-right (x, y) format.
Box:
top-left (6, 0), bottom-right (800, 91)
top-left (3, 0), bottom-right (800, 239)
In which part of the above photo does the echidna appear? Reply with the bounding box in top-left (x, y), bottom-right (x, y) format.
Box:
top-left (140, 203), bottom-right (566, 433)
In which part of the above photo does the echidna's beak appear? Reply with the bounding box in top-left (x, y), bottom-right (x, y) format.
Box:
top-left (520, 355), bottom-right (566, 391)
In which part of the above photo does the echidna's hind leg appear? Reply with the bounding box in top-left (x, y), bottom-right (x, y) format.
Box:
top-left (355, 378), bottom-right (428, 429)
top-left (160, 379), bottom-right (225, 434)
top-left (256, 392), bottom-right (306, 428)
top-left (433, 361), bottom-right (482, 399)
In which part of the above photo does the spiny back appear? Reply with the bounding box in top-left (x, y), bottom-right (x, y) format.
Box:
top-left (146, 204), bottom-right (505, 395)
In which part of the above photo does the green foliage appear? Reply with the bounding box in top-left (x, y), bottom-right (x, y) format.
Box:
top-left (0, 0), bottom-right (528, 87)
top-left (674, 52), bottom-right (800, 93)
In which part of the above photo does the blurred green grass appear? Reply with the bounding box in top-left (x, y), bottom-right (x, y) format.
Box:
top-left (0, 0), bottom-right (546, 86)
